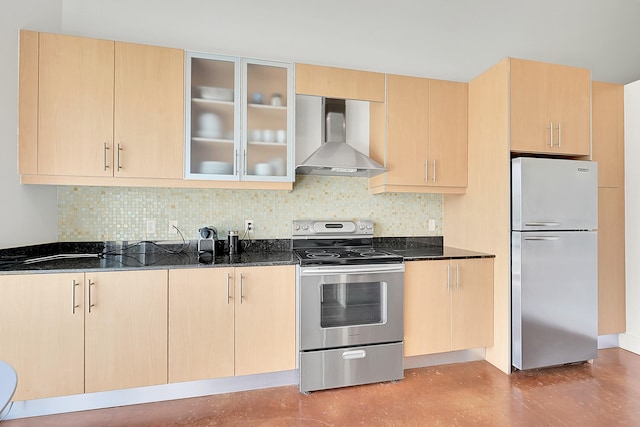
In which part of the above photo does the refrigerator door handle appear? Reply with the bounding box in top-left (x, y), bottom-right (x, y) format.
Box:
top-left (524, 222), bottom-right (561, 227)
top-left (524, 236), bottom-right (560, 241)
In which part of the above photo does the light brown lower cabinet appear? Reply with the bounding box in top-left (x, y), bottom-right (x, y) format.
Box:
top-left (0, 269), bottom-right (168, 400)
top-left (168, 268), bottom-right (235, 382)
top-left (0, 273), bottom-right (85, 400)
top-left (84, 270), bottom-right (168, 393)
top-left (168, 265), bottom-right (296, 383)
top-left (404, 258), bottom-right (494, 357)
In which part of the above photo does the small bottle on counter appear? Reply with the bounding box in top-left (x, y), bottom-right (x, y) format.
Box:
top-left (228, 230), bottom-right (240, 255)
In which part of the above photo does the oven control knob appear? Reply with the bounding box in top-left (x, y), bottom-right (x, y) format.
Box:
top-left (302, 225), bottom-right (309, 230)
top-left (359, 224), bottom-right (365, 230)
top-left (293, 224), bottom-right (300, 231)
top-left (366, 224), bottom-right (373, 230)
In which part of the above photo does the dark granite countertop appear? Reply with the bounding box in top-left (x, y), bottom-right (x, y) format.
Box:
top-left (386, 246), bottom-right (495, 261)
top-left (0, 240), bottom-right (295, 275)
top-left (0, 237), bottom-right (493, 275)
top-left (373, 236), bottom-right (494, 261)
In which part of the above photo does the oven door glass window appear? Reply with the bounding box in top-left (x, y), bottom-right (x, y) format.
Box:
top-left (320, 281), bottom-right (386, 328)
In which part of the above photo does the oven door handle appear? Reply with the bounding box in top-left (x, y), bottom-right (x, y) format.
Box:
top-left (299, 264), bottom-right (405, 275)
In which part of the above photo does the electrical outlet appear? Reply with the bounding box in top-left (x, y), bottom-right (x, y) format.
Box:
top-left (428, 219), bottom-right (436, 232)
top-left (169, 220), bottom-right (178, 235)
top-left (146, 219), bottom-right (156, 234)
top-left (245, 219), bottom-right (254, 233)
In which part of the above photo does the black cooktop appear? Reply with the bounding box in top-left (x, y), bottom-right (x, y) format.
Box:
top-left (293, 246), bottom-right (404, 266)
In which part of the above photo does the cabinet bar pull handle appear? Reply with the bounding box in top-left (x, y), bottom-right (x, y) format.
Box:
top-left (103, 143), bottom-right (110, 171)
top-left (548, 122), bottom-right (554, 147)
top-left (87, 279), bottom-right (96, 313)
top-left (234, 149), bottom-right (239, 175)
top-left (425, 161), bottom-right (428, 182)
top-left (240, 273), bottom-right (244, 304)
top-left (116, 144), bottom-right (123, 171)
top-left (446, 264), bottom-right (451, 292)
top-left (456, 264), bottom-right (460, 291)
top-left (557, 122), bottom-right (562, 148)
top-left (243, 149), bottom-right (247, 176)
top-left (226, 273), bottom-right (231, 304)
top-left (71, 279), bottom-right (80, 314)
top-left (433, 160), bottom-right (437, 183)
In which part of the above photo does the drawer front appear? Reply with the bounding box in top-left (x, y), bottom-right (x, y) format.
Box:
top-left (299, 342), bottom-right (404, 393)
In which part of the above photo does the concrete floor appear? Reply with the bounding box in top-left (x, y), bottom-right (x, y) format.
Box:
top-left (3, 348), bottom-right (639, 426)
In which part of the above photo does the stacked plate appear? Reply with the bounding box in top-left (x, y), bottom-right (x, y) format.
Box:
top-left (198, 161), bottom-right (233, 175)
top-left (195, 86), bottom-right (234, 102)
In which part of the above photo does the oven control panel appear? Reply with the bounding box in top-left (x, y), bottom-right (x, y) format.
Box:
top-left (292, 220), bottom-right (374, 237)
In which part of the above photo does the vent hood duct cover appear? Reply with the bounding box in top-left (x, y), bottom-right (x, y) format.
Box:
top-left (295, 98), bottom-right (386, 177)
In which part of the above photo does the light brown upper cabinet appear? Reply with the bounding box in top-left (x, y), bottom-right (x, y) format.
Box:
top-left (509, 58), bottom-right (590, 156)
top-left (21, 31), bottom-right (184, 179)
top-left (369, 75), bottom-right (468, 194)
top-left (295, 63), bottom-right (385, 102)
top-left (592, 81), bottom-right (624, 188)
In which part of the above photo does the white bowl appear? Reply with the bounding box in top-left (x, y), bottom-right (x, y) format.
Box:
top-left (195, 86), bottom-right (234, 102)
top-left (198, 113), bottom-right (223, 138)
top-left (269, 157), bottom-right (285, 175)
top-left (254, 163), bottom-right (273, 176)
top-left (250, 129), bottom-right (262, 142)
top-left (262, 129), bottom-right (275, 143)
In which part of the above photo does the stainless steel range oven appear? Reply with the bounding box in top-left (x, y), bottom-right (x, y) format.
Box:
top-left (292, 220), bottom-right (405, 393)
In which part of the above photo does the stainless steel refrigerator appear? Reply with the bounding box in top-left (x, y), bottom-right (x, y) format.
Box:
top-left (511, 157), bottom-right (598, 370)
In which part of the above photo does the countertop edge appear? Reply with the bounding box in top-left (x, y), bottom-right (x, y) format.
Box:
top-left (0, 259), bottom-right (299, 276)
top-left (0, 239), bottom-right (495, 275)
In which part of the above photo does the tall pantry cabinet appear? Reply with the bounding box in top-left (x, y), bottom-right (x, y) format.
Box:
top-left (592, 81), bottom-right (626, 335)
top-left (443, 58), bottom-right (593, 374)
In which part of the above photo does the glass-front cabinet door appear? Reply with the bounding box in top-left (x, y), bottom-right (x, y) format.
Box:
top-left (242, 59), bottom-right (293, 181)
top-left (185, 52), bottom-right (293, 182)
top-left (186, 53), bottom-right (240, 179)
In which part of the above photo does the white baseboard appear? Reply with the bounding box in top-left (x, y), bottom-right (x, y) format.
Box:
top-left (598, 334), bottom-right (620, 349)
top-left (404, 348), bottom-right (486, 370)
top-left (3, 370), bottom-right (298, 421)
top-left (619, 333), bottom-right (640, 355)
top-left (5, 348), bottom-right (491, 420)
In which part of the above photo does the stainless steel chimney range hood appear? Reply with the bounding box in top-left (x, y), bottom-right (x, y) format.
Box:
top-left (295, 98), bottom-right (386, 177)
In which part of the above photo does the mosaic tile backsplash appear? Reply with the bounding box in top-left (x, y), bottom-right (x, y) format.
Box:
top-left (58, 176), bottom-right (443, 241)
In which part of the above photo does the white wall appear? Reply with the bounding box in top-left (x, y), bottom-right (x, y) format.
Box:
top-left (0, 1), bottom-right (61, 249)
top-left (59, 0), bottom-right (640, 84)
top-left (621, 80), bottom-right (640, 354)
